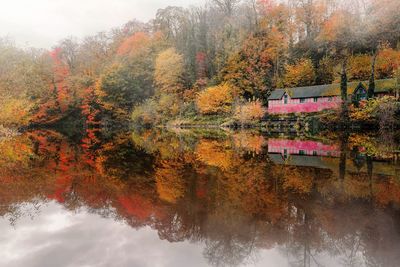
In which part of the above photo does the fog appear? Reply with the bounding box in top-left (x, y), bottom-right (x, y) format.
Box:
top-left (0, 0), bottom-right (205, 48)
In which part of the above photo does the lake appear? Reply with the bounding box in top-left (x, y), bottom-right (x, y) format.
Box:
top-left (0, 128), bottom-right (399, 267)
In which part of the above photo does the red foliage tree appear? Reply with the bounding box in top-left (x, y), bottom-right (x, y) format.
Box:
top-left (32, 48), bottom-right (71, 124)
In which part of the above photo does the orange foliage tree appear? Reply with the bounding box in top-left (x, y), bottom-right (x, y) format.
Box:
top-left (376, 47), bottom-right (400, 79)
top-left (196, 84), bottom-right (234, 115)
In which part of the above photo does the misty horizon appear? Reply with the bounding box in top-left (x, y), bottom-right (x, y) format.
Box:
top-left (0, 0), bottom-right (205, 48)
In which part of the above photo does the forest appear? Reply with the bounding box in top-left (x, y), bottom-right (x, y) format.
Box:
top-left (0, 0), bottom-right (399, 132)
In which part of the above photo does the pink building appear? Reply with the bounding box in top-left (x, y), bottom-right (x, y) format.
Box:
top-left (268, 79), bottom-right (397, 114)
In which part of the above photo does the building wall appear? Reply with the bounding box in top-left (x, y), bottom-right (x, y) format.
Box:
top-left (268, 95), bottom-right (341, 114)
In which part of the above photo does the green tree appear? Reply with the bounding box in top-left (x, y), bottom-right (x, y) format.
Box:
top-left (97, 63), bottom-right (153, 117)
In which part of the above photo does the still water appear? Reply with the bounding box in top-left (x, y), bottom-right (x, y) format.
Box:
top-left (0, 128), bottom-right (399, 267)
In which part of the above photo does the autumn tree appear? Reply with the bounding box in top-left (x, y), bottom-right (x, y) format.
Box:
top-left (31, 47), bottom-right (74, 124)
top-left (154, 48), bottom-right (185, 94)
top-left (318, 9), bottom-right (361, 122)
top-left (234, 99), bottom-right (266, 126)
top-left (220, 2), bottom-right (293, 101)
top-left (346, 54), bottom-right (370, 82)
top-left (221, 34), bottom-right (271, 100)
top-left (96, 32), bottom-right (167, 119)
top-left (282, 58), bottom-right (316, 87)
top-left (0, 39), bottom-right (53, 126)
top-left (376, 47), bottom-right (400, 79)
top-left (316, 56), bottom-right (335, 84)
top-left (196, 84), bottom-right (234, 115)
top-left (96, 63), bottom-right (153, 118)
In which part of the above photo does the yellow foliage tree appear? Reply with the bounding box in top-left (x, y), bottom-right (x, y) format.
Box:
top-left (282, 58), bottom-right (316, 88)
top-left (154, 48), bottom-right (185, 94)
top-left (0, 98), bottom-right (33, 127)
top-left (196, 83), bottom-right (234, 115)
top-left (348, 54), bottom-right (371, 81)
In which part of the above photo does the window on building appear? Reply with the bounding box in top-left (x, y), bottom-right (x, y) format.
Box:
top-left (300, 98), bottom-right (306, 103)
top-left (313, 97), bottom-right (318, 103)
top-left (284, 94), bottom-right (288, 104)
top-left (313, 151), bottom-right (318, 156)
top-left (299, 150), bottom-right (305, 155)
top-left (357, 90), bottom-right (367, 101)
top-left (328, 97), bottom-right (333, 102)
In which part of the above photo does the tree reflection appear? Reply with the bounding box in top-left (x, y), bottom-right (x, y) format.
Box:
top-left (0, 128), bottom-right (399, 266)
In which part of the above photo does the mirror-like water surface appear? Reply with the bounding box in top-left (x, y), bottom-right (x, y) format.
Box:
top-left (0, 129), bottom-right (399, 267)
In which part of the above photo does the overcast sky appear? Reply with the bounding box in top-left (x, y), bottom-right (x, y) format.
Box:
top-left (0, 0), bottom-right (205, 49)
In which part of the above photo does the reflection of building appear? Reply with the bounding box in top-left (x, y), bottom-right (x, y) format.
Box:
top-left (267, 79), bottom-right (397, 114)
top-left (268, 138), bottom-right (398, 177)
top-left (268, 139), bottom-right (340, 158)
top-left (268, 139), bottom-right (340, 169)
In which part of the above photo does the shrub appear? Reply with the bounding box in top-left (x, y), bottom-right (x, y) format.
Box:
top-left (131, 94), bottom-right (183, 126)
top-left (131, 99), bottom-right (158, 125)
top-left (349, 96), bottom-right (399, 128)
top-left (234, 99), bottom-right (266, 125)
top-left (196, 83), bottom-right (234, 115)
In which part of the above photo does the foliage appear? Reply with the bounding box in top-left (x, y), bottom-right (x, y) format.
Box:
top-left (282, 58), bottom-right (316, 88)
top-left (348, 54), bottom-right (371, 81)
top-left (234, 99), bottom-right (266, 125)
top-left (376, 47), bottom-right (400, 79)
top-left (347, 49), bottom-right (400, 82)
top-left (1, 0), bottom-right (400, 128)
top-left (221, 25), bottom-right (288, 101)
top-left (117, 32), bottom-right (164, 58)
top-left (154, 48), bottom-right (185, 94)
top-left (349, 96), bottom-right (400, 127)
top-left (0, 39), bottom-right (52, 126)
top-left (196, 84), bottom-right (234, 115)
top-left (131, 94), bottom-right (182, 126)
top-left (316, 56), bottom-right (335, 85)
top-left (96, 62), bottom-right (154, 118)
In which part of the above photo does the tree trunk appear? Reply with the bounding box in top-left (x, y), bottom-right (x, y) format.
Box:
top-left (340, 59), bottom-right (349, 124)
top-left (396, 67), bottom-right (400, 100)
top-left (340, 60), bottom-right (348, 101)
top-left (339, 131), bottom-right (349, 181)
top-left (251, 0), bottom-right (258, 30)
top-left (368, 52), bottom-right (378, 99)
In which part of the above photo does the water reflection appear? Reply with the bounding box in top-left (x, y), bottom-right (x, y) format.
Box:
top-left (0, 128), bottom-right (399, 267)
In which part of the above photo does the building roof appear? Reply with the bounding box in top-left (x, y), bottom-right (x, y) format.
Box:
top-left (268, 89), bottom-right (286, 100)
top-left (268, 79), bottom-right (398, 100)
top-left (269, 154), bottom-right (330, 169)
